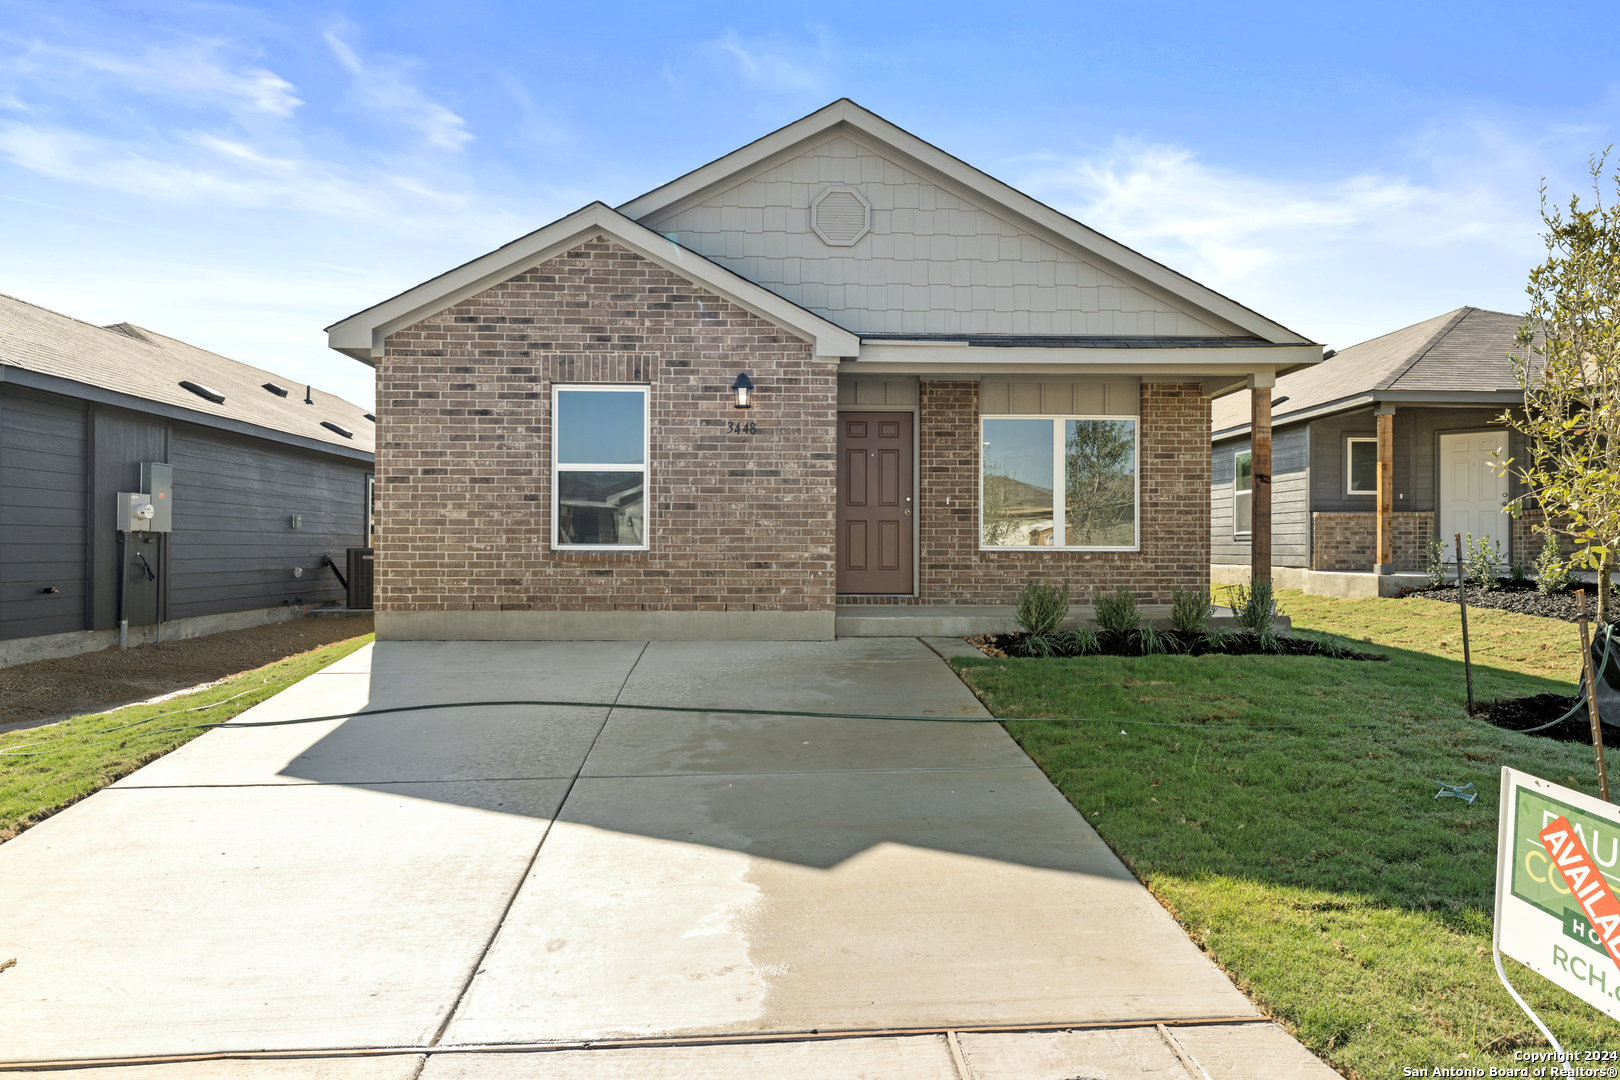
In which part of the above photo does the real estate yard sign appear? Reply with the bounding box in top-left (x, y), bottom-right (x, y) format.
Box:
top-left (1498, 767), bottom-right (1620, 1022)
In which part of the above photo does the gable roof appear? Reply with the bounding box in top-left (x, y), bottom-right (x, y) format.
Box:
top-left (325, 202), bottom-right (861, 364)
top-left (1211, 306), bottom-right (1527, 437)
top-left (618, 99), bottom-right (1312, 346)
top-left (0, 292), bottom-right (374, 458)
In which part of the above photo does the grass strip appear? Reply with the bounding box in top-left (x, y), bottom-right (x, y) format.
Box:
top-left (0, 633), bottom-right (374, 842)
top-left (951, 591), bottom-right (1619, 1074)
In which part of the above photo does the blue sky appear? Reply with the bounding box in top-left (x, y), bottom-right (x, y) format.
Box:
top-left (2, 1), bottom-right (1617, 410)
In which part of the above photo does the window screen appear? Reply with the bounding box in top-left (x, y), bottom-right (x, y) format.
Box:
top-left (554, 387), bottom-right (648, 548)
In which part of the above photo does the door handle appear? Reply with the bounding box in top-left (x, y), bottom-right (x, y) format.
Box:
top-left (904, 509), bottom-right (911, 515)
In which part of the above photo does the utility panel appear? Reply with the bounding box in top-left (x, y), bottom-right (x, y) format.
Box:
top-left (140, 462), bottom-right (173, 533)
top-left (116, 492), bottom-right (156, 532)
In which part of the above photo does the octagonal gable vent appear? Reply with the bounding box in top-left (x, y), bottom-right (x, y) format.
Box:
top-left (810, 186), bottom-right (871, 246)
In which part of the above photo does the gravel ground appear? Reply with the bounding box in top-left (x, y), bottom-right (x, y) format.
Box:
top-left (0, 616), bottom-right (374, 734)
top-left (1401, 582), bottom-right (1620, 625)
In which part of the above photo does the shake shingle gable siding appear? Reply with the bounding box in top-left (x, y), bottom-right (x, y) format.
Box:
top-left (376, 236), bottom-right (837, 620)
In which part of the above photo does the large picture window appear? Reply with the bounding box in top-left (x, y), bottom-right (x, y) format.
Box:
top-left (553, 385), bottom-right (648, 549)
top-left (1346, 437), bottom-right (1377, 495)
top-left (980, 416), bottom-right (1137, 550)
top-left (1234, 451), bottom-right (1252, 537)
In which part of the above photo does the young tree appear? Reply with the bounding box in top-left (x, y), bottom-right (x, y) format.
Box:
top-left (1500, 151), bottom-right (1620, 622)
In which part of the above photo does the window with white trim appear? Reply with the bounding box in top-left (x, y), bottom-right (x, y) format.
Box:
top-left (1346, 437), bottom-right (1377, 496)
top-left (980, 416), bottom-right (1138, 550)
top-left (552, 385), bottom-right (648, 549)
top-left (1234, 451), bottom-right (1252, 537)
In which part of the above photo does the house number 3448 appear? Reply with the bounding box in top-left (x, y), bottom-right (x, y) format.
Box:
top-left (727, 420), bottom-right (758, 435)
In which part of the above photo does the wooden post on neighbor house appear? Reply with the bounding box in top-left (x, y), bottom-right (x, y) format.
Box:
top-left (1375, 405), bottom-right (1395, 574)
top-left (1250, 375), bottom-right (1274, 585)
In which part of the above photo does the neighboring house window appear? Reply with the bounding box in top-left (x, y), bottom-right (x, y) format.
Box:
top-left (366, 475), bottom-right (375, 543)
top-left (1346, 437), bottom-right (1378, 496)
top-left (1234, 451), bottom-right (1252, 537)
top-left (553, 385), bottom-right (648, 549)
top-left (980, 416), bottom-right (1138, 550)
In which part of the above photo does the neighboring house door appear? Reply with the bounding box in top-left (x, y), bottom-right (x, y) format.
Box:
top-left (1440, 431), bottom-right (1510, 560)
top-left (837, 413), bottom-right (913, 594)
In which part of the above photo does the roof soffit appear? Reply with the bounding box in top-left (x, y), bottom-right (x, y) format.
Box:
top-left (618, 100), bottom-right (1311, 345)
top-left (325, 203), bottom-right (859, 362)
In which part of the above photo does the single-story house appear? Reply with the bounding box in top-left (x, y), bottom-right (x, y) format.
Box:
top-left (1210, 306), bottom-right (1535, 597)
top-left (0, 293), bottom-right (375, 664)
top-left (326, 99), bottom-right (1323, 641)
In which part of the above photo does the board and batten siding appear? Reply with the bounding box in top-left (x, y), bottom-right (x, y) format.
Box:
top-left (168, 426), bottom-right (361, 619)
top-left (1308, 407), bottom-right (1523, 514)
top-left (0, 387), bottom-right (89, 640)
top-left (4, 387), bottom-right (369, 643)
top-left (642, 134), bottom-right (1229, 338)
top-left (1212, 423), bottom-right (1310, 568)
top-left (89, 404), bottom-right (168, 629)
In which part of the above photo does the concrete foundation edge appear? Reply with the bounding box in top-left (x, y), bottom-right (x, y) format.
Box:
top-left (375, 609), bottom-right (837, 641)
top-left (0, 605), bottom-right (307, 668)
top-left (1211, 563), bottom-right (1429, 599)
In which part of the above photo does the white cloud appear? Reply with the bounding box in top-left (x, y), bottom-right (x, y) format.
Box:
top-left (323, 29), bottom-right (471, 152)
top-left (710, 28), bottom-right (834, 96)
top-left (1018, 138), bottom-right (1544, 347)
top-left (0, 120), bottom-right (510, 233)
top-left (2, 39), bottom-right (301, 116)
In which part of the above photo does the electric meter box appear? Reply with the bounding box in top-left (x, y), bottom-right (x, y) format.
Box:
top-left (140, 462), bottom-right (173, 533)
top-left (116, 492), bottom-right (156, 532)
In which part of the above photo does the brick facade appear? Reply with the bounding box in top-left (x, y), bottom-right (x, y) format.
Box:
top-left (375, 236), bottom-right (837, 616)
top-left (914, 381), bottom-right (1211, 606)
top-left (1310, 511), bottom-right (1432, 572)
top-left (1512, 506), bottom-right (1576, 569)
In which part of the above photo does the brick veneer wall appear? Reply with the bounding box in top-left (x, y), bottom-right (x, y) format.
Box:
top-left (915, 381), bottom-right (1210, 606)
top-left (1512, 507), bottom-right (1577, 568)
top-left (375, 236), bottom-right (837, 615)
top-left (1310, 511), bottom-right (1432, 572)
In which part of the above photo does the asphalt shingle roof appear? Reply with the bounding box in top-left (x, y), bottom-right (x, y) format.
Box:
top-left (0, 292), bottom-right (373, 455)
top-left (1211, 306), bottom-right (1527, 434)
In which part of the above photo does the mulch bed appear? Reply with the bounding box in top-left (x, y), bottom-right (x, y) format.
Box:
top-left (0, 616), bottom-right (375, 733)
top-left (964, 630), bottom-right (1384, 661)
top-left (1402, 580), bottom-right (1620, 625)
top-left (1478, 691), bottom-right (1618, 745)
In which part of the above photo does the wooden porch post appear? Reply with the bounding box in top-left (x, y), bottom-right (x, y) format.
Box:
top-left (1375, 404), bottom-right (1395, 574)
top-left (1250, 374), bottom-right (1274, 585)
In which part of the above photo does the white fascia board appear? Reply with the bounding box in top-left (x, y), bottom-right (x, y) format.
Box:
top-left (1210, 389), bottom-right (1526, 440)
top-left (325, 203), bottom-right (859, 364)
top-left (849, 342), bottom-right (1319, 376)
top-left (617, 99), bottom-right (1313, 345)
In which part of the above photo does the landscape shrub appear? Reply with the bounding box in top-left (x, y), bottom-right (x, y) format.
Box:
top-left (1170, 586), bottom-right (1211, 634)
top-left (1015, 578), bottom-right (1070, 635)
top-left (1425, 536), bottom-right (1449, 588)
top-left (1227, 577), bottom-right (1277, 634)
top-left (1058, 627), bottom-right (1101, 655)
top-left (1535, 529), bottom-right (1572, 596)
top-left (1463, 532), bottom-right (1504, 590)
top-left (1093, 587), bottom-right (1140, 636)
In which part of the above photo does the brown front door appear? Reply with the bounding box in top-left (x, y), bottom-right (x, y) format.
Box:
top-left (837, 412), bottom-right (913, 594)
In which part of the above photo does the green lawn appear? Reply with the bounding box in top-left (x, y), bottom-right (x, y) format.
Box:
top-left (1, 633), bottom-right (373, 842)
top-left (951, 590), bottom-right (1618, 1076)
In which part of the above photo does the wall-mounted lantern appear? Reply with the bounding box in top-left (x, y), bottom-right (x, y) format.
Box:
top-left (731, 372), bottom-right (754, 410)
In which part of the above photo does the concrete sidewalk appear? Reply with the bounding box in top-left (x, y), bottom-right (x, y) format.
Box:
top-left (0, 638), bottom-right (1336, 1078)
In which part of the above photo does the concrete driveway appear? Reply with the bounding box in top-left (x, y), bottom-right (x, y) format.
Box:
top-left (0, 638), bottom-right (1335, 1078)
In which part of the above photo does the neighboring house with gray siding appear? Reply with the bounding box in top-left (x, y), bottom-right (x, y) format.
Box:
top-left (1, 293), bottom-right (374, 663)
top-left (1211, 307), bottom-right (1531, 597)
